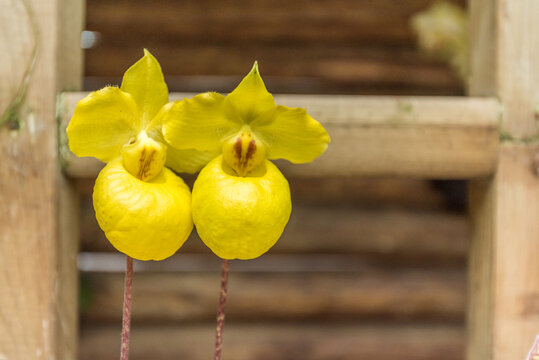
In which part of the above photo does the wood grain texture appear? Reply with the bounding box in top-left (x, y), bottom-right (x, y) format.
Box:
top-left (79, 323), bottom-right (465, 360)
top-left (84, 0), bottom-right (465, 95)
top-left (468, 145), bottom-right (539, 360)
top-left (84, 46), bottom-right (462, 95)
top-left (59, 93), bottom-right (500, 179)
top-left (467, 2), bottom-right (497, 359)
top-left (80, 267), bottom-right (465, 323)
top-left (468, 0), bottom-right (496, 96)
top-left (0, 0), bottom-right (83, 359)
top-left (468, 0), bottom-right (538, 358)
top-left (85, 0), bottom-right (464, 46)
top-left (496, 1), bottom-right (539, 140)
top-left (470, 0), bottom-right (538, 139)
top-left (57, 2), bottom-right (84, 359)
top-left (0, 0), bottom-right (33, 119)
top-left (467, 178), bottom-right (495, 360)
top-left (492, 144), bottom-right (539, 359)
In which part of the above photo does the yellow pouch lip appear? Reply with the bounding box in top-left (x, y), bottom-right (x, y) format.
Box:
top-left (192, 155), bottom-right (292, 260)
top-left (93, 158), bottom-right (193, 261)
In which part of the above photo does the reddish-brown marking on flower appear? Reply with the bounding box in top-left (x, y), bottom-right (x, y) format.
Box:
top-left (234, 137), bottom-right (243, 160)
top-left (246, 139), bottom-right (256, 161)
top-left (137, 148), bottom-right (156, 180)
top-left (231, 135), bottom-right (258, 176)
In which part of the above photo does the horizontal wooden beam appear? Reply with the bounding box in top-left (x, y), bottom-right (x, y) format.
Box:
top-left (81, 266), bottom-right (465, 323)
top-left (59, 93), bottom-right (500, 178)
top-left (79, 323), bottom-right (465, 360)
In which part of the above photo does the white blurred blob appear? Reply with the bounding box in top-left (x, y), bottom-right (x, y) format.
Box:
top-left (81, 30), bottom-right (102, 49)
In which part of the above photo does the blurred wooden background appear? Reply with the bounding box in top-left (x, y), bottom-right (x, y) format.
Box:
top-left (79, 0), bottom-right (468, 359)
top-left (84, 0), bottom-right (465, 95)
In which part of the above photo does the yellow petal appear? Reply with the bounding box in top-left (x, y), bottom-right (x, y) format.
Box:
top-left (67, 87), bottom-right (140, 162)
top-left (121, 49), bottom-right (168, 125)
top-left (162, 92), bottom-right (240, 153)
top-left (93, 158), bottom-right (193, 261)
top-left (165, 146), bottom-right (218, 174)
top-left (192, 155), bottom-right (291, 260)
top-left (151, 124), bottom-right (218, 173)
top-left (147, 103), bottom-right (219, 173)
top-left (225, 62), bottom-right (275, 122)
top-left (252, 105), bottom-right (330, 163)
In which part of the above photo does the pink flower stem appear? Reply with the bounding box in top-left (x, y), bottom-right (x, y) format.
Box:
top-left (214, 259), bottom-right (230, 360)
top-left (120, 256), bottom-right (134, 360)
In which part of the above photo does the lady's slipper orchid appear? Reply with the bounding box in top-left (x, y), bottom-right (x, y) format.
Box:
top-left (67, 50), bottom-right (205, 260)
top-left (162, 62), bottom-right (330, 260)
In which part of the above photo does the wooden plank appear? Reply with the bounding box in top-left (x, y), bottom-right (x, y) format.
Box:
top-left (84, 46), bottom-right (459, 86)
top-left (286, 178), bottom-right (449, 208)
top-left (493, 145), bottom-right (539, 359)
top-left (76, 253), bottom-right (458, 274)
top-left (57, 2), bottom-right (84, 360)
top-left (84, 50), bottom-right (462, 96)
top-left (468, 0), bottom-right (496, 96)
top-left (84, 0), bottom-right (465, 95)
top-left (59, 93), bottom-right (500, 179)
top-left (81, 267), bottom-right (465, 323)
top-left (0, 0), bottom-right (83, 359)
top-left (470, 0), bottom-right (538, 140)
top-left (80, 202), bottom-right (469, 264)
top-left (495, 1), bottom-right (539, 140)
top-left (467, 177), bottom-right (495, 360)
top-left (85, 0), bottom-right (464, 46)
top-left (469, 145), bottom-right (539, 359)
top-left (79, 323), bottom-right (465, 360)
top-left (468, 0), bottom-right (538, 358)
top-left (467, 2), bottom-right (498, 359)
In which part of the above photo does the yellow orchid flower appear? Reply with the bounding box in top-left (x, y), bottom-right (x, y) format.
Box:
top-left (162, 62), bottom-right (330, 260)
top-left (67, 50), bottom-right (204, 261)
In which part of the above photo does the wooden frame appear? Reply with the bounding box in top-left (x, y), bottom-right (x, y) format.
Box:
top-left (0, 0), bottom-right (537, 359)
top-left (0, 0), bottom-right (83, 358)
top-left (467, 0), bottom-right (539, 359)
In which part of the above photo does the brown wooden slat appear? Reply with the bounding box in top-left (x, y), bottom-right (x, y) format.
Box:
top-left (85, 74), bottom-right (464, 97)
top-left (81, 267), bottom-right (465, 323)
top-left (84, 0), bottom-right (466, 94)
top-left (84, 46), bottom-right (460, 90)
top-left (86, 0), bottom-right (465, 46)
top-left (78, 253), bottom-right (461, 273)
top-left (79, 323), bottom-right (465, 360)
top-left (288, 178), bottom-right (448, 208)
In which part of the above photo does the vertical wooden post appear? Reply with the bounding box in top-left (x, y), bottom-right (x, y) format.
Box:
top-left (0, 0), bottom-right (84, 359)
top-left (468, 0), bottom-right (539, 359)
